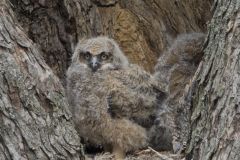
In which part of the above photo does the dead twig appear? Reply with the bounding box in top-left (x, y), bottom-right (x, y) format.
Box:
top-left (147, 147), bottom-right (174, 160)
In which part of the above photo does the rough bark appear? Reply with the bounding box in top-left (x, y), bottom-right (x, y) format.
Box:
top-left (9, 0), bottom-right (212, 83)
top-left (187, 0), bottom-right (240, 159)
top-left (0, 1), bottom-right (84, 159)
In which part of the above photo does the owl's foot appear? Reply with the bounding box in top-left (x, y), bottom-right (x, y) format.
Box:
top-left (112, 144), bottom-right (125, 160)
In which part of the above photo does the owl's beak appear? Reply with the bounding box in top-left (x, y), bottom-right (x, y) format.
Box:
top-left (89, 57), bottom-right (100, 72)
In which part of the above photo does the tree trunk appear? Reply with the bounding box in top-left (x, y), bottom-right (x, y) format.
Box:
top-left (0, 1), bottom-right (84, 159)
top-left (187, 0), bottom-right (240, 159)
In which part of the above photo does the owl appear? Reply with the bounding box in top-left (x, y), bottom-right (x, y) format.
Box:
top-left (66, 36), bottom-right (165, 159)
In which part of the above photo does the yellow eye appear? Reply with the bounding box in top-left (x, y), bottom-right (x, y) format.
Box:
top-left (101, 54), bottom-right (107, 60)
top-left (84, 52), bottom-right (91, 60)
top-left (100, 52), bottom-right (109, 60)
top-left (85, 54), bottom-right (90, 59)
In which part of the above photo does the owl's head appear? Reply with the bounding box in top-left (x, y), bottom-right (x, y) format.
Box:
top-left (72, 36), bottom-right (129, 72)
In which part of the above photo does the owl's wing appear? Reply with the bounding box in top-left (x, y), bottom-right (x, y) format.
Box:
top-left (106, 84), bottom-right (157, 118)
top-left (104, 65), bottom-right (167, 127)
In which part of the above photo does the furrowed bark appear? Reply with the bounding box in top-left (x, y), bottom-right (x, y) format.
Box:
top-left (187, 0), bottom-right (240, 159)
top-left (0, 1), bottom-right (84, 159)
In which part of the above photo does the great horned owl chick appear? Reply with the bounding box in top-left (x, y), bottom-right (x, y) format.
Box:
top-left (66, 36), bottom-right (164, 159)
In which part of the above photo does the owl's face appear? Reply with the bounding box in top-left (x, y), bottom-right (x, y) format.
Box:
top-left (72, 37), bottom-right (129, 72)
top-left (79, 49), bottom-right (114, 72)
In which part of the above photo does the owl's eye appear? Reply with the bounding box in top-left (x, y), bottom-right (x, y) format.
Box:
top-left (100, 52), bottom-right (109, 60)
top-left (83, 52), bottom-right (91, 60)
